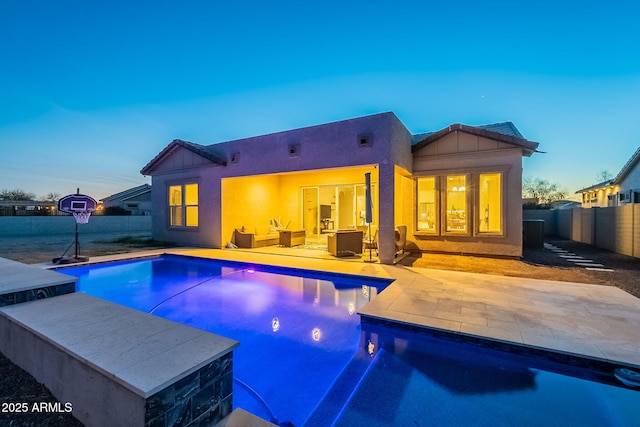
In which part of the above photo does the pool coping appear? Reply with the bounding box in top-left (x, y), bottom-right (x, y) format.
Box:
top-left (166, 249), bottom-right (640, 371)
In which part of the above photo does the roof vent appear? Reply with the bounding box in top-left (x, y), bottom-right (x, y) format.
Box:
top-left (358, 133), bottom-right (373, 148)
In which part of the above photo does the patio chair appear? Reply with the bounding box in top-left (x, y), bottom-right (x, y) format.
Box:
top-left (363, 228), bottom-right (378, 255)
top-left (395, 225), bottom-right (407, 255)
top-left (327, 230), bottom-right (363, 257)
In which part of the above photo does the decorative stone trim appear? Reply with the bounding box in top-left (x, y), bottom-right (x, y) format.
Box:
top-left (145, 352), bottom-right (234, 427)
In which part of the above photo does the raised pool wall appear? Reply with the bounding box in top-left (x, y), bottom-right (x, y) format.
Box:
top-left (0, 258), bottom-right (239, 427)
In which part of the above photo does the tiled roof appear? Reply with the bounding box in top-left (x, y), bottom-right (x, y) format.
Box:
top-left (412, 122), bottom-right (539, 156)
top-left (477, 122), bottom-right (524, 139)
top-left (141, 139), bottom-right (227, 175)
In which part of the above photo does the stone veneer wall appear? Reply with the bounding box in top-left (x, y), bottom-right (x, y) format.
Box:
top-left (0, 282), bottom-right (75, 307)
top-left (145, 352), bottom-right (234, 427)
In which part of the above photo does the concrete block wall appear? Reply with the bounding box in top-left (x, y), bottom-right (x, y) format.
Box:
top-left (555, 209), bottom-right (572, 239)
top-left (526, 205), bottom-right (640, 259)
top-left (595, 207), bottom-right (616, 253)
top-left (581, 208), bottom-right (595, 245)
top-left (523, 210), bottom-right (556, 235)
top-left (0, 216), bottom-right (151, 237)
top-left (614, 204), bottom-right (634, 256)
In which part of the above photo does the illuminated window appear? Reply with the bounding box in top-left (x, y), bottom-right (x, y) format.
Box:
top-left (169, 183), bottom-right (198, 227)
top-left (446, 175), bottom-right (467, 233)
top-left (479, 173), bottom-right (502, 233)
top-left (416, 177), bottom-right (437, 232)
top-left (416, 173), bottom-right (504, 236)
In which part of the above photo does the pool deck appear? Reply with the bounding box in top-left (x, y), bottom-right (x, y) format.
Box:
top-left (6, 246), bottom-right (640, 372)
top-left (171, 248), bottom-right (640, 369)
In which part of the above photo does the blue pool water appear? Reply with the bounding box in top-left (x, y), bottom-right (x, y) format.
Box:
top-left (59, 255), bottom-right (640, 427)
top-left (62, 255), bottom-right (390, 426)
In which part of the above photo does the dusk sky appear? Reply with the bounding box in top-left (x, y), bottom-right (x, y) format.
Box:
top-left (1, 1), bottom-right (639, 200)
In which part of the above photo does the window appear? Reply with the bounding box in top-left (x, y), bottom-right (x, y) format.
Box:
top-left (416, 172), bottom-right (504, 236)
top-left (446, 175), bottom-right (467, 233)
top-left (169, 183), bottom-right (198, 227)
top-left (479, 173), bottom-right (502, 233)
top-left (416, 177), bottom-right (437, 232)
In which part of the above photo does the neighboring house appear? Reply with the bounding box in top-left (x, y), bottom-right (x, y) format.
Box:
top-left (141, 112), bottom-right (539, 264)
top-left (100, 184), bottom-right (152, 215)
top-left (0, 200), bottom-right (57, 216)
top-left (577, 147), bottom-right (640, 208)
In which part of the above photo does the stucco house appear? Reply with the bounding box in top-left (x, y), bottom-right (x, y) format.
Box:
top-left (141, 112), bottom-right (539, 264)
top-left (577, 146), bottom-right (640, 208)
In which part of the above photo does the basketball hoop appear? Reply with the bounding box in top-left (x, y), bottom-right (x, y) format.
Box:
top-left (72, 211), bottom-right (92, 224)
top-left (53, 189), bottom-right (98, 264)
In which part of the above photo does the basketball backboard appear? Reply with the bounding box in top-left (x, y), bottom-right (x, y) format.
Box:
top-left (58, 193), bottom-right (98, 214)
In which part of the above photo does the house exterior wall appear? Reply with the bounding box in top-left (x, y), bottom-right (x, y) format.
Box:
top-left (148, 112), bottom-right (413, 262)
top-left (620, 167), bottom-right (640, 191)
top-left (412, 131), bottom-right (525, 257)
top-left (580, 184), bottom-right (619, 208)
top-left (145, 113), bottom-right (531, 261)
top-left (617, 167), bottom-right (640, 205)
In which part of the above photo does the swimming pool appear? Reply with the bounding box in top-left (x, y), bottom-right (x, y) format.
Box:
top-left (59, 255), bottom-right (640, 426)
top-left (62, 254), bottom-right (391, 426)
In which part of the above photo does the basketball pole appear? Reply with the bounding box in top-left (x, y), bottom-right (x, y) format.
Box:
top-left (75, 221), bottom-right (79, 260)
top-left (75, 188), bottom-right (80, 259)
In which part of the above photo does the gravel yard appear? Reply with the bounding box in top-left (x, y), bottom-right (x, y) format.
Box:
top-left (1, 235), bottom-right (639, 426)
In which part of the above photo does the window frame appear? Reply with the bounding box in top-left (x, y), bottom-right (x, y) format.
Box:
top-left (168, 182), bottom-right (199, 229)
top-left (475, 172), bottom-right (505, 236)
top-left (415, 176), bottom-right (438, 234)
top-left (443, 174), bottom-right (470, 236)
top-left (414, 170), bottom-right (506, 238)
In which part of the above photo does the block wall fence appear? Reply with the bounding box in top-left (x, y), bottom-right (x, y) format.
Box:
top-left (524, 205), bottom-right (640, 258)
top-left (0, 216), bottom-right (151, 237)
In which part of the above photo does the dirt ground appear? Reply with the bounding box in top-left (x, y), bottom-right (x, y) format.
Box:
top-left (1, 234), bottom-right (639, 426)
top-left (0, 232), bottom-right (168, 265)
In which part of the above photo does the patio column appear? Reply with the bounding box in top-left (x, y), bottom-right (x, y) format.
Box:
top-left (377, 162), bottom-right (396, 264)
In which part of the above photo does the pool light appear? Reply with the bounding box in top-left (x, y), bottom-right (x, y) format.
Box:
top-left (271, 317), bottom-right (280, 332)
top-left (348, 302), bottom-right (355, 315)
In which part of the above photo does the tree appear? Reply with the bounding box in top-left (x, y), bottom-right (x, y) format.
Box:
top-left (0, 189), bottom-right (36, 201)
top-left (522, 177), bottom-right (568, 205)
top-left (595, 169), bottom-right (613, 183)
top-left (41, 192), bottom-right (61, 202)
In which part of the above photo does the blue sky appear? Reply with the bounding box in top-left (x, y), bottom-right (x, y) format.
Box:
top-left (1, 1), bottom-right (639, 200)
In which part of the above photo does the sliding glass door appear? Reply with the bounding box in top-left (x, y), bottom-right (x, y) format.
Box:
top-left (301, 184), bottom-right (376, 238)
